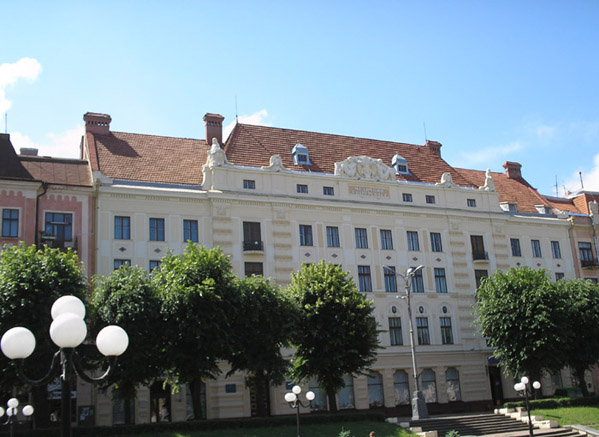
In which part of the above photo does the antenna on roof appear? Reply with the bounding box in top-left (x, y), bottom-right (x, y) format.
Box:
top-left (235, 95), bottom-right (238, 123)
top-left (423, 122), bottom-right (427, 142)
top-left (579, 171), bottom-right (584, 189)
top-left (4, 112), bottom-right (6, 134)
top-left (555, 175), bottom-right (558, 197)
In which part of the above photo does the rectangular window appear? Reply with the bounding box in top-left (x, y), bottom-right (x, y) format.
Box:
top-left (1, 209), bottom-right (19, 237)
top-left (44, 212), bottom-right (73, 241)
top-left (244, 262), bottom-right (264, 277)
top-left (467, 199), bottom-right (476, 207)
top-left (114, 216), bottom-right (130, 240)
top-left (114, 259), bottom-right (131, 270)
top-left (426, 195), bottom-right (435, 204)
top-left (430, 232), bottom-right (443, 252)
top-left (551, 241), bottom-right (561, 259)
top-left (579, 242), bottom-right (595, 267)
top-left (511, 238), bottom-right (522, 257)
top-left (243, 221), bottom-right (263, 251)
top-left (402, 193), bottom-right (413, 202)
top-left (412, 268), bottom-right (424, 293)
top-left (149, 218), bottom-right (165, 241)
top-left (323, 186), bottom-right (334, 196)
top-left (326, 226), bottom-right (340, 248)
top-left (149, 260), bottom-right (161, 271)
top-left (416, 317), bottom-right (430, 345)
top-left (384, 266), bottom-right (397, 292)
top-left (407, 231), bottom-right (420, 251)
top-left (555, 272), bottom-right (565, 281)
top-left (380, 229), bottom-right (393, 250)
top-left (299, 224), bottom-right (313, 246)
top-left (243, 179), bottom-right (255, 189)
top-left (471, 235), bottom-right (487, 260)
top-left (355, 228), bottom-right (368, 249)
top-left (389, 317), bottom-right (403, 345)
top-left (440, 317), bottom-right (454, 344)
top-left (358, 265), bottom-right (372, 292)
top-left (183, 219), bottom-right (199, 243)
top-left (297, 184), bottom-right (308, 194)
top-left (434, 268), bottom-right (447, 293)
top-left (475, 269), bottom-right (488, 288)
top-left (531, 239), bottom-right (542, 257)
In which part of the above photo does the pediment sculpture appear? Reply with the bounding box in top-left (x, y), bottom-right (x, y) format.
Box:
top-left (334, 156), bottom-right (396, 182)
top-left (261, 154), bottom-right (288, 172)
top-left (479, 169), bottom-right (496, 192)
top-left (436, 172), bottom-right (458, 188)
top-left (205, 138), bottom-right (231, 168)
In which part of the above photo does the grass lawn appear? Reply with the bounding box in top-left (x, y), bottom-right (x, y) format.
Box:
top-left (531, 406), bottom-right (599, 428)
top-left (139, 421), bottom-right (409, 437)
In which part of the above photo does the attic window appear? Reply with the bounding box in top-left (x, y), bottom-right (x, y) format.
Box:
top-left (500, 202), bottom-right (518, 213)
top-left (391, 154), bottom-right (409, 175)
top-left (291, 143), bottom-right (311, 165)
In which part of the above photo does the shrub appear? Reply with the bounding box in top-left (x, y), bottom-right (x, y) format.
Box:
top-left (503, 396), bottom-right (599, 410)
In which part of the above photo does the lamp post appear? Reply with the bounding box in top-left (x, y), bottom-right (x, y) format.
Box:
top-left (0, 398), bottom-right (34, 437)
top-left (0, 295), bottom-right (129, 437)
top-left (284, 385), bottom-right (315, 437)
top-left (383, 264), bottom-right (428, 420)
top-left (514, 376), bottom-right (541, 437)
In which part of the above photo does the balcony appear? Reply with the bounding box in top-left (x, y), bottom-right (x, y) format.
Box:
top-left (40, 234), bottom-right (76, 251)
top-left (581, 258), bottom-right (599, 269)
top-left (243, 240), bottom-right (264, 252)
top-left (472, 251), bottom-right (489, 261)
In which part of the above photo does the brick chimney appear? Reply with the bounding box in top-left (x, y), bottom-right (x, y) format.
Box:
top-left (503, 161), bottom-right (522, 179)
top-left (84, 112), bottom-right (112, 135)
top-left (204, 113), bottom-right (224, 145)
top-left (425, 140), bottom-right (442, 157)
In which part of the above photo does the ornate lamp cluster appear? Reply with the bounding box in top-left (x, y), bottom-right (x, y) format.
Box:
top-left (0, 296), bottom-right (129, 437)
top-left (514, 376), bottom-right (541, 437)
top-left (0, 398), bottom-right (33, 437)
top-left (284, 385), bottom-right (315, 437)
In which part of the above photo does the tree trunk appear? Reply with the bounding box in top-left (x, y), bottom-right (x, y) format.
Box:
top-left (189, 378), bottom-right (205, 420)
top-left (124, 398), bottom-right (133, 424)
top-left (327, 391), bottom-right (337, 413)
top-left (574, 368), bottom-right (590, 397)
top-left (32, 385), bottom-right (50, 428)
top-left (253, 374), bottom-right (271, 417)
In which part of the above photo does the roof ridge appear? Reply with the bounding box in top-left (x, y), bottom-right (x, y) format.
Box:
top-left (110, 130), bottom-right (205, 142)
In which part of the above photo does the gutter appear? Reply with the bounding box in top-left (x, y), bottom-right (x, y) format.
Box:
top-left (34, 182), bottom-right (48, 246)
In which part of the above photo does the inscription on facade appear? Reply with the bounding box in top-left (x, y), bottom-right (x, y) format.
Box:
top-left (349, 185), bottom-right (390, 198)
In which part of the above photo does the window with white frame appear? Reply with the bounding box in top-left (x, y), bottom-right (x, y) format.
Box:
top-left (299, 224), bottom-right (313, 246)
top-left (149, 218), bottom-right (165, 241)
top-left (434, 268), bottom-right (447, 293)
top-left (551, 241), bottom-right (561, 259)
top-left (326, 226), bottom-right (340, 247)
top-left (389, 317), bottom-right (402, 345)
top-left (380, 229), bottom-right (393, 250)
top-left (511, 238), bottom-right (522, 257)
top-left (412, 268), bottom-right (424, 293)
top-left (358, 265), bottom-right (372, 292)
top-left (440, 316), bottom-right (453, 344)
top-left (1, 209), bottom-right (19, 237)
top-left (183, 219), bottom-right (199, 243)
top-left (384, 266), bottom-right (397, 292)
top-left (430, 232), bottom-right (443, 252)
top-left (45, 212), bottom-right (73, 241)
top-left (416, 317), bottom-right (430, 345)
top-left (407, 231), bottom-right (420, 251)
top-left (531, 239), bottom-right (542, 257)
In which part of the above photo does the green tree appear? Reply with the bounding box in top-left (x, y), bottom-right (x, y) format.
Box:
top-left (90, 265), bottom-right (165, 423)
top-left (228, 275), bottom-right (296, 417)
top-left (0, 244), bottom-right (87, 427)
top-left (474, 267), bottom-right (570, 382)
top-left (286, 261), bottom-right (379, 412)
top-left (152, 244), bottom-right (238, 420)
top-left (559, 278), bottom-right (599, 396)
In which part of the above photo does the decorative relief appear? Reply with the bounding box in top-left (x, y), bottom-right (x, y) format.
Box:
top-left (436, 172), bottom-right (458, 188)
top-left (479, 169), bottom-right (496, 192)
top-left (261, 155), bottom-right (289, 172)
top-left (334, 156), bottom-right (395, 182)
top-left (205, 139), bottom-right (231, 168)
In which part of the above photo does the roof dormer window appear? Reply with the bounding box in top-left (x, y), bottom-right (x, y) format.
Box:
top-left (291, 143), bottom-right (311, 165)
top-left (391, 154), bottom-right (409, 175)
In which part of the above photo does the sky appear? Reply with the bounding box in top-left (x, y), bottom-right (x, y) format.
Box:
top-left (2, 0), bottom-right (599, 197)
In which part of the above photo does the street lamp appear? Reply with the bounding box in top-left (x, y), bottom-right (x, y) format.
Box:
top-left (0, 295), bottom-right (129, 437)
top-left (514, 376), bottom-right (541, 437)
top-left (284, 385), bottom-right (315, 437)
top-left (383, 264), bottom-right (428, 420)
top-left (0, 398), bottom-right (34, 437)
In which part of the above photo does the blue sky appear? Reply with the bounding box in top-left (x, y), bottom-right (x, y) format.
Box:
top-left (2, 0), bottom-right (598, 196)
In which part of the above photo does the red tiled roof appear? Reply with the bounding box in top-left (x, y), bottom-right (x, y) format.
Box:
top-left (543, 196), bottom-right (583, 215)
top-left (20, 156), bottom-right (92, 187)
top-left (454, 168), bottom-right (549, 214)
top-left (91, 131), bottom-right (208, 185)
top-left (224, 123), bottom-right (474, 186)
top-left (571, 192), bottom-right (599, 215)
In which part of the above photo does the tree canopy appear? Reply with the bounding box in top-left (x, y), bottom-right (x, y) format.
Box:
top-left (286, 261), bottom-right (379, 412)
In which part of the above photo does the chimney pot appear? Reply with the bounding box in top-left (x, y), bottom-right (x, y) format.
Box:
top-left (203, 113), bottom-right (225, 146)
top-left (503, 161), bottom-right (522, 179)
top-left (19, 147), bottom-right (38, 156)
top-left (84, 112), bottom-right (112, 135)
top-left (425, 140), bottom-right (442, 157)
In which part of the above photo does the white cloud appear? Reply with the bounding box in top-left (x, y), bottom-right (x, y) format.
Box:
top-left (535, 125), bottom-right (556, 138)
top-left (458, 140), bottom-right (524, 167)
top-left (563, 152), bottom-right (599, 195)
top-left (0, 58), bottom-right (42, 113)
top-left (223, 109), bottom-right (270, 140)
top-left (11, 126), bottom-right (83, 159)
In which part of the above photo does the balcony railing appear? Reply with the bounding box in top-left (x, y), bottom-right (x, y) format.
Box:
top-left (581, 258), bottom-right (599, 268)
top-left (472, 251), bottom-right (489, 261)
top-left (243, 240), bottom-right (264, 251)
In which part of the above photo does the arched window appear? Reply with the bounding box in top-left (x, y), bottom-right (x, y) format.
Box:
top-left (367, 371), bottom-right (385, 408)
top-left (393, 370), bottom-right (410, 405)
top-left (309, 380), bottom-right (328, 411)
top-left (421, 369), bottom-right (437, 403)
top-left (337, 375), bottom-right (355, 409)
top-left (446, 368), bottom-right (462, 401)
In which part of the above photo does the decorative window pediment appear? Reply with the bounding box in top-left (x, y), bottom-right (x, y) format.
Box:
top-left (391, 154), bottom-right (409, 175)
top-left (291, 143), bottom-right (311, 165)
